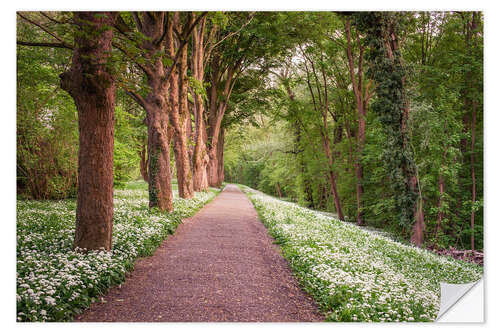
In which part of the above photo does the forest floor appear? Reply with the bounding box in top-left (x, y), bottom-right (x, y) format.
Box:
top-left (16, 181), bottom-right (219, 322)
top-left (74, 184), bottom-right (324, 322)
top-left (242, 185), bottom-right (482, 321)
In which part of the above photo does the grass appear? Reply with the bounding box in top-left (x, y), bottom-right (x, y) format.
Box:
top-left (240, 185), bottom-right (483, 322)
top-left (16, 180), bottom-right (220, 322)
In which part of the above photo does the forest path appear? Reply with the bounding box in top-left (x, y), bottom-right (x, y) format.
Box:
top-left (75, 184), bottom-right (323, 322)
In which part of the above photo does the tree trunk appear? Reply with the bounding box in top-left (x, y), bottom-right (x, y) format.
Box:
top-left (411, 198), bottom-right (425, 247)
top-left (435, 173), bottom-right (445, 244)
top-left (276, 182), bottom-right (282, 198)
top-left (468, 12), bottom-right (479, 251)
top-left (328, 170), bottom-right (344, 220)
top-left (170, 13), bottom-right (194, 199)
top-left (217, 128), bottom-right (225, 186)
top-left (192, 97), bottom-right (209, 191)
top-left (207, 106), bottom-right (224, 188)
top-left (146, 100), bottom-right (173, 212)
top-left (191, 17), bottom-right (209, 191)
top-left (379, 15), bottom-right (422, 246)
top-left (321, 127), bottom-right (344, 220)
top-left (141, 13), bottom-right (174, 212)
top-left (206, 55), bottom-right (238, 188)
top-left (139, 142), bottom-right (149, 182)
top-left (470, 101), bottom-right (476, 251)
top-left (60, 12), bottom-right (116, 251)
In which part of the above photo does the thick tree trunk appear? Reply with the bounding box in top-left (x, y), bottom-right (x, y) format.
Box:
top-left (190, 17), bottom-right (210, 191)
top-left (170, 13), bottom-right (194, 199)
top-left (60, 12), bottom-right (116, 251)
top-left (192, 95), bottom-right (209, 191)
top-left (146, 100), bottom-right (173, 212)
top-left (207, 100), bottom-right (224, 188)
top-left (139, 13), bottom-right (174, 212)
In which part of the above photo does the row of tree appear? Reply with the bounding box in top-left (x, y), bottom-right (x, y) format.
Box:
top-left (224, 12), bottom-right (483, 251)
top-left (17, 11), bottom-right (308, 250)
top-left (17, 11), bottom-right (483, 251)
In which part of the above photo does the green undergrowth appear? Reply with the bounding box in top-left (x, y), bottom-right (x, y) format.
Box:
top-left (16, 180), bottom-right (219, 322)
top-left (240, 184), bottom-right (482, 322)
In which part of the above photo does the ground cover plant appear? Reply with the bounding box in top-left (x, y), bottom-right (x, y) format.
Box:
top-left (242, 185), bottom-right (482, 322)
top-left (16, 181), bottom-right (219, 322)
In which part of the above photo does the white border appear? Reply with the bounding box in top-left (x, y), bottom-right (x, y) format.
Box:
top-left (4, 1), bottom-right (498, 332)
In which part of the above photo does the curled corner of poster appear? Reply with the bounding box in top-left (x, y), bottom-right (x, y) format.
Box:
top-left (436, 278), bottom-right (483, 322)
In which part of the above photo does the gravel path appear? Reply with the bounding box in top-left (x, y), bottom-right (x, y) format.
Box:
top-left (75, 184), bottom-right (324, 322)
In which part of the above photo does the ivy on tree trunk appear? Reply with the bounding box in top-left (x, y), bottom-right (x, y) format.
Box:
top-left (356, 12), bottom-right (421, 245)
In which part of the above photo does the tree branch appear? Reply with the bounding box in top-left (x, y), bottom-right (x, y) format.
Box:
top-left (208, 12), bottom-right (255, 53)
top-left (132, 12), bottom-right (143, 33)
top-left (17, 40), bottom-right (73, 49)
top-left (39, 12), bottom-right (65, 25)
top-left (17, 12), bottom-right (73, 49)
top-left (112, 41), bottom-right (153, 77)
top-left (154, 12), bottom-right (169, 46)
top-left (164, 12), bottom-right (208, 81)
top-left (123, 87), bottom-right (148, 110)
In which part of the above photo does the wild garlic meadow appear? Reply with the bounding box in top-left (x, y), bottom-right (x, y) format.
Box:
top-left (16, 181), bottom-right (219, 322)
top-left (241, 185), bottom-right (482, 322)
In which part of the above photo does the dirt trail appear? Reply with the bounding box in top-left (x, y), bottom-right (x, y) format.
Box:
top-left (75, 184), bottom-right (324, 322)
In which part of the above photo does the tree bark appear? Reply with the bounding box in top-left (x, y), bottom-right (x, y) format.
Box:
top-left (60, 12), bottom-right (117, 251)
top-left (146, 99), bottom-right (173, 212)
top-left (170, 12), bottom-right (194, 198)
top-left (140, 12), bottom-right (174, 212)
top-left (206, 54), bottom-right (239, 188)
top-left (411, 198), bottom-right (426, 247)
top-left (217, 128), bottom-right (225, 186)
top-left (191, 16), bottom-right (210, 191)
